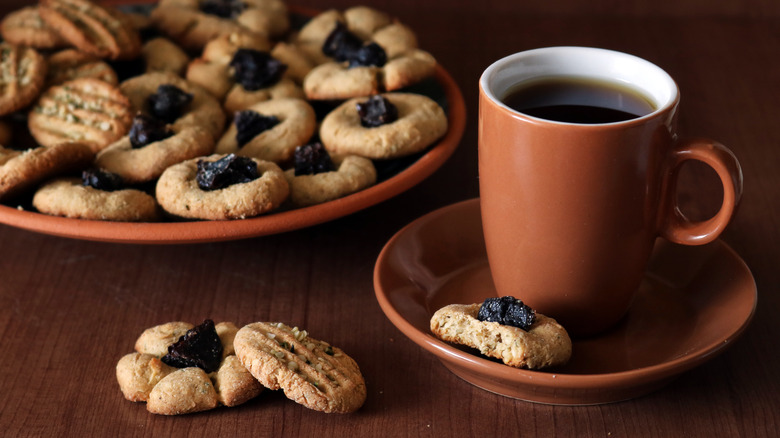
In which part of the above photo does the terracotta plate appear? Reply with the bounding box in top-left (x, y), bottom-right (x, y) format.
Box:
top-left (0, 6), bottom-right (466, 244)
top-left (374, 198), bottom-right (757, 405)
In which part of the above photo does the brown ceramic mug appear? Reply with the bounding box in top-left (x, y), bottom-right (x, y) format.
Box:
top-left (478, 47), bottom-right (743, 338)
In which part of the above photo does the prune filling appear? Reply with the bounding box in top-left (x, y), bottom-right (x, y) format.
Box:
top-left (348, 42), bottom-right (387, 68)
top-left (161, 319), bottom-right (223, 373)
top-left (322, 22), bottom-right (362, 62)
top-left (357, 95), bottom-right (398, 128)
top-left (234, 110), bottom-right (280, 147)
top-left (294, 142), bottom-right (334, 176)
top-left (82, 168), bottom-right (124, 192)
top-left (200, 0), bottom-right (246, 18)
top-left (196, 153), bottom-right (259, 191)
top-left (129, 113), bottom-right (173, 148)
top-left (229, 49), bottom-right (287, 91)
top-left (321, 23), bottom-right (388, 68)
top-left (147, 84), bottom-right (193, 123)
top-left (477, 296), bottom-right (536, 331)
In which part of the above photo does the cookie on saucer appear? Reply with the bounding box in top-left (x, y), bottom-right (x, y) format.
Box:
top-left (0, 142), bottom-right (93, 201)
top-left (45, 49), bottom-right (119, 87)
top-left (141, 38), bottom-right (191, 77)
top-left (0, 42), bottom-right (47, 117)
top-left (0, 6), bottom-right (69, 50)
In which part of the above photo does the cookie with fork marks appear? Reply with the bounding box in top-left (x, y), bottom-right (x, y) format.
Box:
top-left (0, 42), bottom-right (48, 116)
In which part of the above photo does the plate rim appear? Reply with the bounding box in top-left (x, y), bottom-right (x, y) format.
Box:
top-left (373, 198), bottom-right (757, 401)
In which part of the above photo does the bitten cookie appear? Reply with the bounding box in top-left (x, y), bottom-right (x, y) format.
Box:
top-left (234, 322), bottom-right (367, 413)
top-left (150, 0), bottom-right (289, 51)
top-left (118, 319), bottom-right (264, 415)
top-left (155, 153), bottom-right (289, 220)
top-left (0, 6), bottom-right (69, 50)
top-left (39, 0), bottom-right (141, 60)
top-left (28, 78), bottom-right (133, 152)
top-left (215, 98), bottom-right (316, 163)
top-left (0, 42), bottom-right (48, 116)
top-left (319, 93), bottom-right (448, 159)
top-left (32, 176), bottom-right (160, 222)
top-left (284, 144), bottom-right (377, 207)
top-left (0, 142), bottom-right (93, 201)
top-left (430, 303), bottom-right (572, 370)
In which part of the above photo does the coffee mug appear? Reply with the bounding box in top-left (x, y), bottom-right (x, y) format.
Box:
top-left (478, 46), bottom-right (743, 338)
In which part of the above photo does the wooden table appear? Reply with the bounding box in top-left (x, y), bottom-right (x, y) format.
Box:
top-left (1, 0), bottom-right (778, 436)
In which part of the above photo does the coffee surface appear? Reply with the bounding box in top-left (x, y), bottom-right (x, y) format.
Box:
top-left (502, 77), bottom-right (655, 124)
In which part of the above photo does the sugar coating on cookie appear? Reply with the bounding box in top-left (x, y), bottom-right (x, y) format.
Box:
top-left (155, 154), bottom-right (289, 220)
top-left (0, 142), bottom-right (93, 201)
top-left (215, 98), bottom-right (316, 163)
top-left (284, 155), bottom-right (377, 207)
top-left (0, 42), bottom-right (48, 117)
top-left (430, 303), bottom-right (572, 370)
top-left (28, 78), bottom-right (133, 152)
top-left (234, 322), bottom-right (367, 414)
top-left (320, 92), bottom-right (448, 159)
top-left (32, 177), bottom-right (160, 222)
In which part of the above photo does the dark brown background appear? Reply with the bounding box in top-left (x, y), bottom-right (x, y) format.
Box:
top-left (1, 0), bottom-right (778, 436)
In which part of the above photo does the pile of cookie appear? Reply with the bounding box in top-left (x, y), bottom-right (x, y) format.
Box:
top-left (117, 319), bottom-right (366, 415)
top-left (0, 0), bottom-right (448, 221)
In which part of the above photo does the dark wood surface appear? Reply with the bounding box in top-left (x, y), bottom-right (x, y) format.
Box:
top-left (1, 1), bottom-right (778, 436)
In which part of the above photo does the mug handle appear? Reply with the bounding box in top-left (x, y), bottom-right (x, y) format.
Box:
top-left (659, 138), bottom-right (743, 245)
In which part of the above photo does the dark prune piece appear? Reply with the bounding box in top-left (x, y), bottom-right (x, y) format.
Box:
top-left (322, 22), bottom-right (362, 62)
top-left (129, 113), bottom-right (173, 148)
top-left (294, 142), bottom-right (334, 176)
top-left (82, 168), bottom-right (124, 192)
top-left (234, 110), bottom-right (280, 147)
top-left (196, 153), bottom-right (259, 191)
top-left (348, 42), bottom-right (387, 68)
top-left (200, 0), bottom-right (245, 18)
top-left (477, 296), bottom-right (536, 331)
top-left (147, 84), bottom-right (193, 123)
top-left (161, 319), bottom-right (223, 373)
top-left (357, 95), bottom-right (398, 128)
top-left (229, 49), bottom-right (287, 91)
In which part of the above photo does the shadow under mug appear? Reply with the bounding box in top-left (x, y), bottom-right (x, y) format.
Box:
top-left (478, 46), bottom-right (743, 338)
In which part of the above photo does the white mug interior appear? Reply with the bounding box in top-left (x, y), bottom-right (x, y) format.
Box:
top-left (480, 46), bottom-right (679, 124)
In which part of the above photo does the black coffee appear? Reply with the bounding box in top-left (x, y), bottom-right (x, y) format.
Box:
top-left (502, 77), bottom-right (656, 124)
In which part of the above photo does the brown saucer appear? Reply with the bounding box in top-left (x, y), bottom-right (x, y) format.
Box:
top-left (373, 198), bottom-right (756, 405)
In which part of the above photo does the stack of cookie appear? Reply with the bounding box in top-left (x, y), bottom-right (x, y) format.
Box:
top-left (0, 0), bottom-right (448, 221)
top-left (117, 319), bottom-right (367, 415)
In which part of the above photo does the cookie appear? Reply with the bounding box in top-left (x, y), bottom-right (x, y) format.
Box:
top-left (150, 0), bottom-right (288, 52)
top-left (119, 320), bottom-right (264, 415)
top-left (38, 0), bottom-right (142, 60)
top-left (141, 38), bottom-right (191, 76)
top-left (32, 177), bottom-right (160, 222)
top-left (0, 42), bottom-right (48, 117)
top-left (186, 34), bottom-right (307, 113)
top-left (45, 49), bottom-right (118, 87)
top-left (120, 72), bottom-right (225, 140)
top-left (234, 322), bottom-right (367, 413)
top-left (284, 154), bottom-right (377, 207)
top-left (155, 154), bottom-right (289, 220)
top-left (0, 142), bottom-right (93, 201)
top-left (319, 93), bottom-right (448, 159)
top-left (96, 123), bottom-right (215, 184)
top-left (295, 7), bottom-right (417, 66)
top-left (430, 303), bottom-right (572, 370)
top-left (28, 78), bottom-right (133, 152)
top-left (215, 98), bottom-right (316, 163)
top-left (0, 6), bottom-right (69, 50)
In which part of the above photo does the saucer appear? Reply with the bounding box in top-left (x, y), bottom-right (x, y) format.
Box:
top-left (373, 198), bottom-right (756, 405)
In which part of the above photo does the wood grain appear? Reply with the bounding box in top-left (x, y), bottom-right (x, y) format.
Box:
top-left (1, 0), bottom-right (778, 436)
